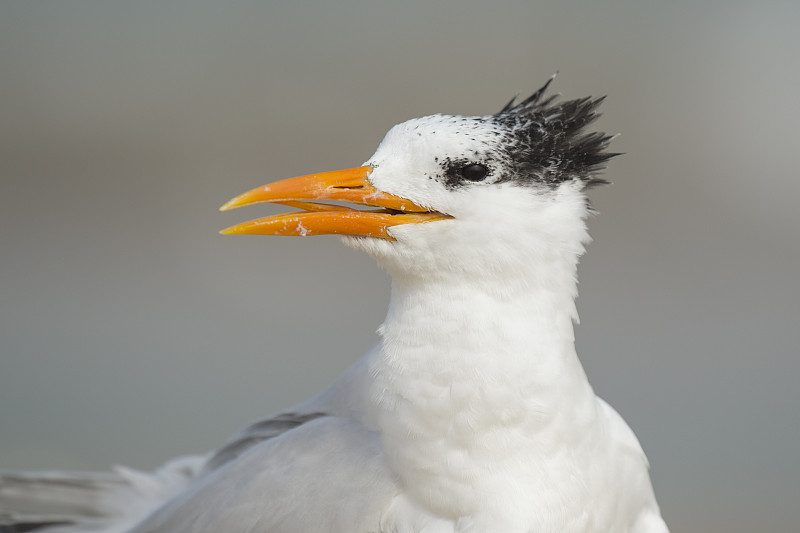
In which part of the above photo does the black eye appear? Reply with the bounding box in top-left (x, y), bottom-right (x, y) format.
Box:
top-left (461, 164), bottom-right (488, 182)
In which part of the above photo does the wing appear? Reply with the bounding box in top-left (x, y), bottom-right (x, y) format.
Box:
top-left (0, 456), bottom-right (206, 533)
top-left (0, 355), bottom-right (381, 533)
top-left (128, 416), bottom-right (398, 533)
top-left (201, 352), bottom-right (377, 474)
top-left (202, 412), bottom-right (329, 473)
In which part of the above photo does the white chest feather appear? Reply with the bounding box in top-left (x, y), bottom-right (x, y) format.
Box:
top-left (352, 248), bottom-right (663, 533)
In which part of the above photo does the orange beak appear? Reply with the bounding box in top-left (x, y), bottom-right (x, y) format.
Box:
top-left (219, 166), bottom-right (449, 240)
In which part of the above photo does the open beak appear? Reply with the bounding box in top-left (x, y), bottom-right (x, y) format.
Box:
top-left (219, 166), bottom-right (449, 240)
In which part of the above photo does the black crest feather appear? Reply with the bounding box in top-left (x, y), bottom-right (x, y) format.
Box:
top-left (493, 77), bottom-right (618, 188)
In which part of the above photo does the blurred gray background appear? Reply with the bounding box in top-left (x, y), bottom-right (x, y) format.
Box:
top-left (1, 1), bottom-right (798, 532)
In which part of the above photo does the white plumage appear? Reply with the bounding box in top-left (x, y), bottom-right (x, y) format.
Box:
top-left (0, 81), bottom-right (669, 533)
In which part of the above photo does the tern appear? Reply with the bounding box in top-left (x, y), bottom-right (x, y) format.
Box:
top-left (1, 79), bottom-right (669, 533)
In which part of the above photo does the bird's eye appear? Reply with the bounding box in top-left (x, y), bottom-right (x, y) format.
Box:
top-left (461, 164), bottom-right (488, 182)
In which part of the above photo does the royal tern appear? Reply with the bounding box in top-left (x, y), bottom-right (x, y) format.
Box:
top-left (1, 79), bottom-right (669, 533)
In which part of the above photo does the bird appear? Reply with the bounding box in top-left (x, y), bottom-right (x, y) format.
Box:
top-left (0, 78), bottom-right (669, 533)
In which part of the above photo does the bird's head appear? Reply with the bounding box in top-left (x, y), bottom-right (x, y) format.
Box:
top-left (221, 78), bottom-right (616, 281)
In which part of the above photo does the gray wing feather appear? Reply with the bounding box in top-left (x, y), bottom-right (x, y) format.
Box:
top-left (1, 357), bottom-right (377, 533)
top-left (130, 416), bottom-right (397, 533)
top-left (203, 412), bottom-right (327, 473)
top-left (0, 471), bottom-right (126, 531)
top-left (0, 457), bottom-right (203, 533)
top-left (0, 410), bottom-right (332, 533)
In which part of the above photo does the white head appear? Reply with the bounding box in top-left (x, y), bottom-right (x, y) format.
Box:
top-left (221, 79), bottom-right (616, 287)
top-left (347, 81), bottom-right (615, 286)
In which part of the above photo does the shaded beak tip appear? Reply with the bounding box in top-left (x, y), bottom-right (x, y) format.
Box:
top-left (219, 198), bottom-right (240, 212)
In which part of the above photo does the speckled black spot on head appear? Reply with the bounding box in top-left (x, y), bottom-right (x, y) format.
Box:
top-left (442, 156), bottom-right (498, 188)
top-left (492, 78), bottom-right (619, 188)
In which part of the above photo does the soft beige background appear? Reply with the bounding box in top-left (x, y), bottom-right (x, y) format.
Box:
top-left (1, 2), bottom-right (798, 532)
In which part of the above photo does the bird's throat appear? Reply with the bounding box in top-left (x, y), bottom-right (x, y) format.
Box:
top-left (374, 273), bottom-right (591, 420)
top-left (368, 272), bottom-right (598, 519)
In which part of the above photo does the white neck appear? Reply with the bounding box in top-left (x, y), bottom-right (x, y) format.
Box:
top-left (366, 229), bottom-right (600, 525)
top-left (380, 265), bottom-right (586, 398)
